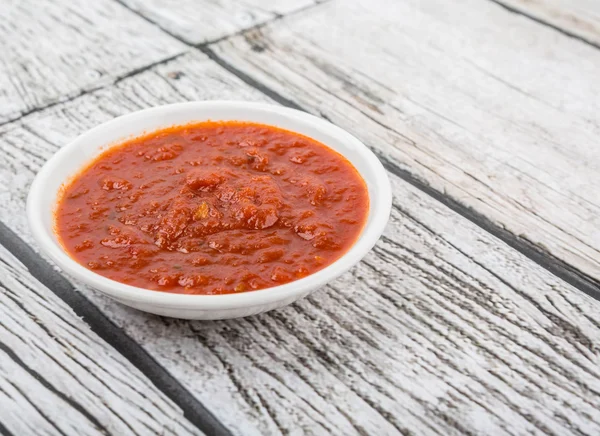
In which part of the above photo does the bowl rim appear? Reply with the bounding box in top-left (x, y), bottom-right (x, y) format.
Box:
top-left (27, 101), bottom-right (392, 310)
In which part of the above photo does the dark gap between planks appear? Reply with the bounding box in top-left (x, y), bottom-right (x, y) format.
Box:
top-left (0, 418), bottom-right (15, 436)
top-left (0, 222), bottom-right (232, 436)
top-left (488, 0), bottom-right (600, 50)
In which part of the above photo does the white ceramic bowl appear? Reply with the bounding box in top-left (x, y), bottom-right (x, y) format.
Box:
top-left (27, 101), bottom-right (392, 319)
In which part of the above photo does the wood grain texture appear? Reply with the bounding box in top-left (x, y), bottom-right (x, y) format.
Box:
top-left (0, 0), bottom-right (186, 123)
top-left (0, 244), bottom-right (200, 435)
top-left (116, 0), bottom-right (321, 44)
top-left (2, 51), bottom-right (600, 435)
top-left (493, 0), bottom-right (600, 46)
top-left (208, 0), bottom-right (600, 285)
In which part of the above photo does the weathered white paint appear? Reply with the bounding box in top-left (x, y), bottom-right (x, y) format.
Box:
top-left (0, 0), bottom-right (186, 123)
top-left (1, 51), bottom-right (599, 435)
top-left (497, 0), bottom-right (600, 45)
top-left (210, 0), bottom-right (600, 283)
top-left (0, 245), bottom-right (200, 435)
top-left (116, 0), bottom-right (321, 44)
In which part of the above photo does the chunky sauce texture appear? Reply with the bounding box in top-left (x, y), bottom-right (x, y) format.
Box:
top-left (56, 121), bottom-right (369, 294)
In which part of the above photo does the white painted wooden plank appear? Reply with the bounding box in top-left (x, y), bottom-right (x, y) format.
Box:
top-left (495, 0), bottom-right (600, 46)
top-left (0, 244), bottom-right (201, 435)
top-left (116, 0), bottom-right (320, 44)
top-left (1, 51), bottom-right (600, 435)
top-left (209, 0), bottom-right (600, 284)
top-left (0, 0), bottom-right (186, 123)
top-left (0, 350), bottom-right (100, 436)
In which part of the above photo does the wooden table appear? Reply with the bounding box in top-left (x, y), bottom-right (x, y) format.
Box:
top-left (1, 0), bottom-right (599, 434)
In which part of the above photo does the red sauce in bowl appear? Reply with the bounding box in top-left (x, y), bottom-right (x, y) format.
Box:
top-left (55, 121), bottom-right (369, 294)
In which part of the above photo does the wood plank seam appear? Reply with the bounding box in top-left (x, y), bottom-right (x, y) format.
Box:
top-left (111, 0), bottom-right (331, 47)
top-left (196, 45), bottom-right (600, 302)
top-left (199, 46), bottom-right (304, 111)
top-left (110, 0), bottom-right (197, 44)
top-left (0, 53), bottom-right (187, 130)
top-left (0, 420), bottom-right (13, 436)
top-left (488, 0), bottom-right (600, 50)
top-left (0, 222), bottom-right (232, 436)
top-left (375, 154), bottom-right (600, 299)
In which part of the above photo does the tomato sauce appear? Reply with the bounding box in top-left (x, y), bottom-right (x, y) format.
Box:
top-left (55, 121), bottom-right (369, 294)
